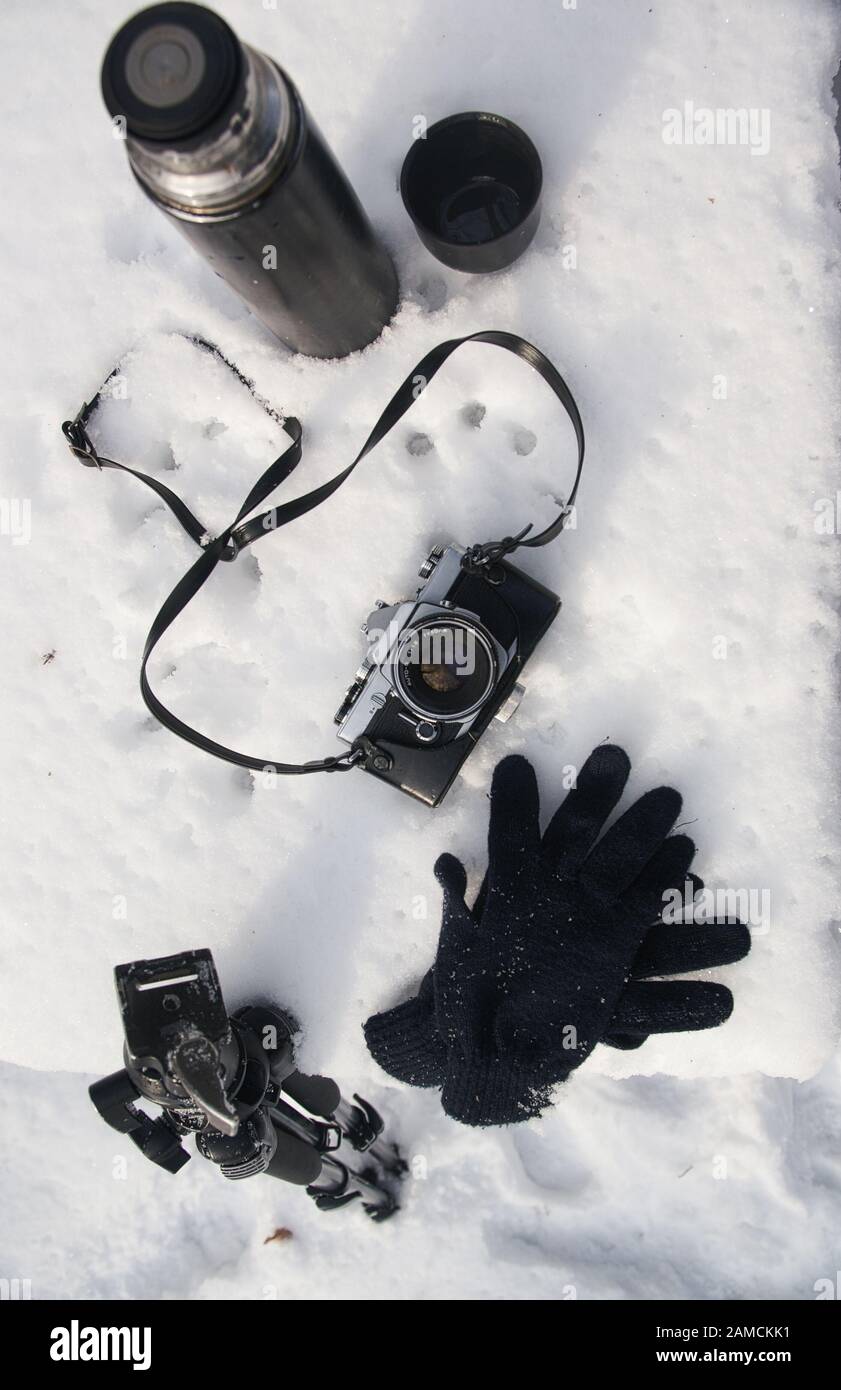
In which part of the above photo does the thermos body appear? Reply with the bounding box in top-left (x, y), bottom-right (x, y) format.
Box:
top-left (151, 77), bottom-right (399, 360)
top-left (102, 4), bottom-right (398, 359)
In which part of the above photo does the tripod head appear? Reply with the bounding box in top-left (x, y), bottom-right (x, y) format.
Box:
top-left (90, 949), bottom-right (404, 1216)
top-left (118, 949), bottom-right (250, 1131)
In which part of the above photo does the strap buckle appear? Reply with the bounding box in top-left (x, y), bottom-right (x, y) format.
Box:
top-left (218, 534), bottom-right (241, 563)
top-left (62, 414), bottom-right (101, 469)
top-left (202, 528), bottom-right (242, 563)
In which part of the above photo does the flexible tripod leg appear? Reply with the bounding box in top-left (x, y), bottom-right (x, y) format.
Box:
top-left (303, 1093), bottom-right (406, 1220)
top-left (306, 1153), bottom-right (401, 1222)
top-left (281, 1070), bottom-right (407, 1180)
top-left (263, 1090), bottom-right (403, 1218)
top-left (335, 1095), bottom-right (408, 1178)
top-left (282, 1069), bottom-right (342, 1118)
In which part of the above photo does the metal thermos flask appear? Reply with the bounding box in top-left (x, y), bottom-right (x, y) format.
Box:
top-left (101, 3), bottom-right (399, 358)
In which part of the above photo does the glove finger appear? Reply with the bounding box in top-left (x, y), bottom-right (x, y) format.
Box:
top-left (433, 852), bottom-right (487, 1044)
top-left (656, 869), bottom-right (704, 914)
top-left (541, 744), bottom-right (631, 873)
top-left (485, 755), bottom-right (541, 895)
top-left (611, 980), bottom-right (734, 1033)
top-left (434, 851), bottom-right (469, 904)
top-left (621, 833), bottom-right (696, 922)
top-left (632, 919), bottom-right (751, 978)
top-left (433, 854), bottom-right (475, 958)
top-left (581, 786), bottom-right (683, 896)
top-left (671, 871), bottom-right (705, 914)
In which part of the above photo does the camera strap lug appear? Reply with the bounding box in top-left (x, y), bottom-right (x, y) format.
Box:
top-left (351, 737), bottom-right (393, 774)
top-left (62, 412), bottom-right (102, 468)
top-left (462, 525), bottom-right (534, 573)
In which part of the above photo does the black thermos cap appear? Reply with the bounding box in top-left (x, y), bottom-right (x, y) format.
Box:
top-left (101, 2), bottom-right (242, 142)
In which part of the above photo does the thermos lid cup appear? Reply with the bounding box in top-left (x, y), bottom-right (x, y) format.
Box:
top-left (400, 112), bottom-right (543, 273)
top-left (101, 2), bottom-right (241, 142)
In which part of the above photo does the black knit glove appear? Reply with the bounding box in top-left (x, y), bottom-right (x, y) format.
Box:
top-left (364, 747), bottom-right (750, 1126)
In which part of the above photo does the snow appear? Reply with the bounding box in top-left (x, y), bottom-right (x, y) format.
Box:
top-left (1, 0), bottom-right (840, 1299)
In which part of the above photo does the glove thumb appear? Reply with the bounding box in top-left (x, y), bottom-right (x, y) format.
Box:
top-left (434, 852), bottom-right (469, 905)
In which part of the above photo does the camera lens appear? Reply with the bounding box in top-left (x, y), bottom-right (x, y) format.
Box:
top-left (394, 621), bottom-right (496, 721)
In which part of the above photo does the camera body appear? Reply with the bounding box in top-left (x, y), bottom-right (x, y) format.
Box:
top-left (335, 543), bottom-right (560, 806)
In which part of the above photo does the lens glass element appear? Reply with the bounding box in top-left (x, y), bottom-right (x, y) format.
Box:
top-left (395, 621), bottom-right (496, 720)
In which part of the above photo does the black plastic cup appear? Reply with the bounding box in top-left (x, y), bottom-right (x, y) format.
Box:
top-left (400, 112), bottom-right (543, 274)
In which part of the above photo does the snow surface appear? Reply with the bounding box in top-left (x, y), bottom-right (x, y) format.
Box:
top-left (1, 0), bottom-right (840, 1298)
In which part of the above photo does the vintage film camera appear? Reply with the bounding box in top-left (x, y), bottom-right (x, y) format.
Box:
top-left (335, 542), bottom-right (560, 806)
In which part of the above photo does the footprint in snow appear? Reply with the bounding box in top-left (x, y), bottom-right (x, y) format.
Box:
top-left (512, 1125), bottom-right (593, 1196)
top-left (462, 401), bottom-right (486, 429)
top-left (407, 432), bottom-right (434, 457)
top-left (512, 427), bottom-right (537, 457)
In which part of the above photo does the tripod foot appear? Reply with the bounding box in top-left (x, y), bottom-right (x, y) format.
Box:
top-left (309, 1188), bottom-right (361, 1213)
top-left (307, 1155), bottom-right (401, 1220)
top-left (338, 1094), bottom-right (384, 1151)
top-left (339, 1094), bottom-right (408, 1177)
top-left (363, 1198), bottom-right (399, 1223)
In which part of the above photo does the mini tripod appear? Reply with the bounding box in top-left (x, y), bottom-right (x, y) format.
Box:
top-left (89, 950), bottom-right (404, 1220)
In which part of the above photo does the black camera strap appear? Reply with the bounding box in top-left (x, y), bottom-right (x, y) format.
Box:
top-left (63, 330), bottom-right (584, 778)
